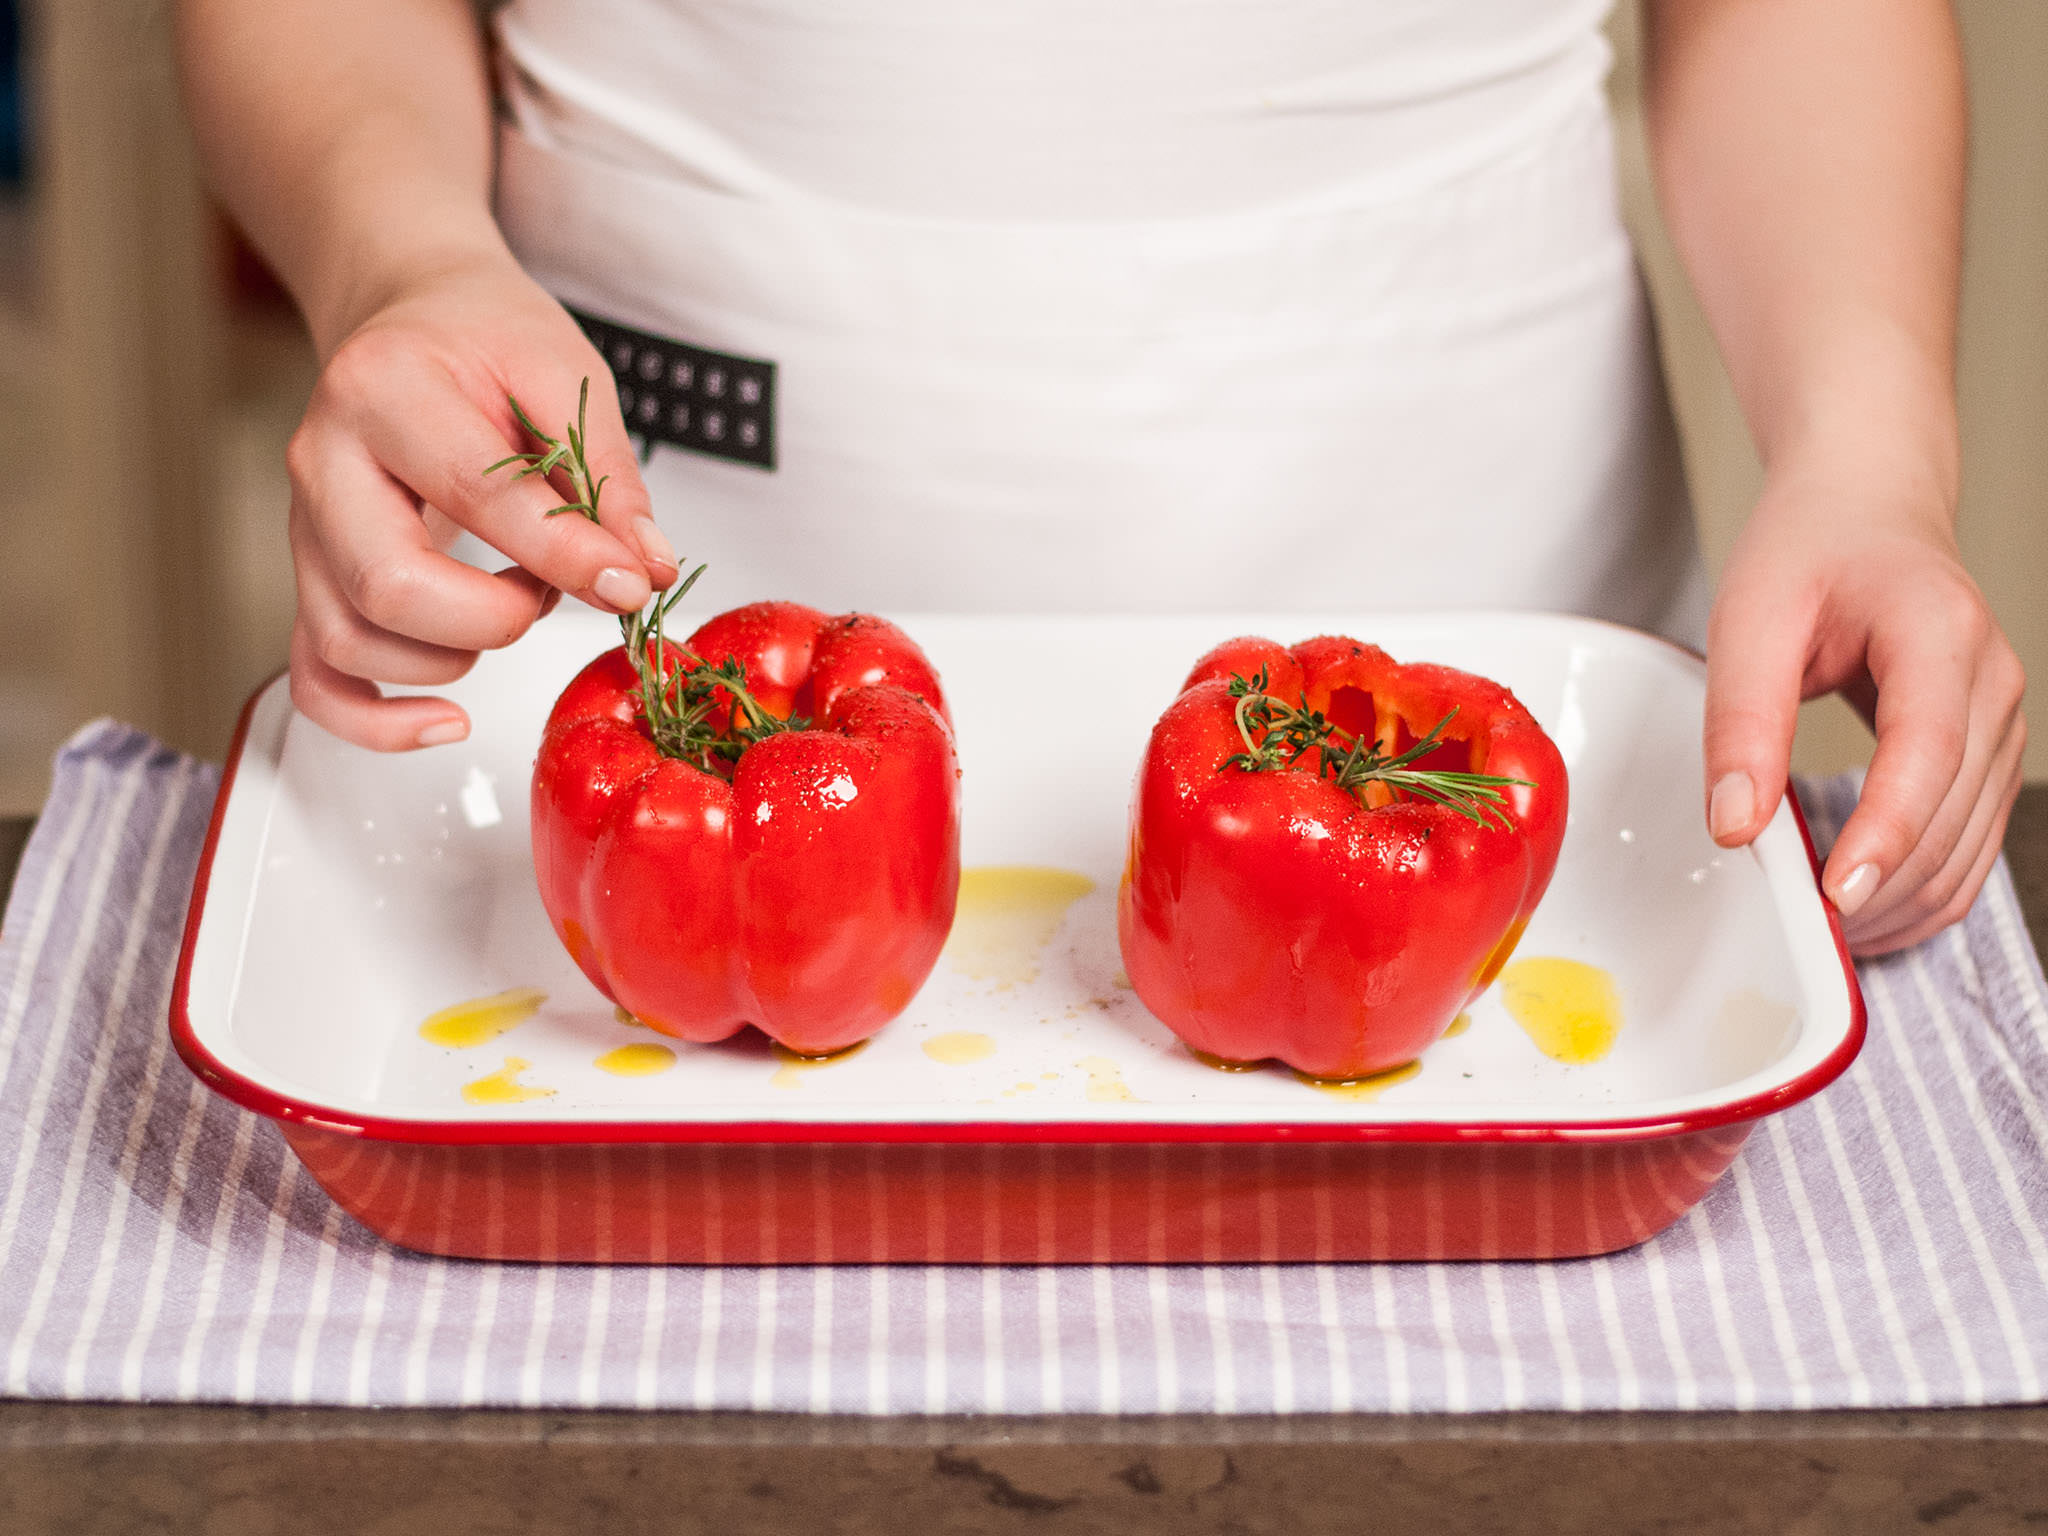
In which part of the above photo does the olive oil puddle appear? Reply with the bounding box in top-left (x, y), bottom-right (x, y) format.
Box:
top-left (595, 1043), bottom-right (678, 1077)
top-left (922, 1031), bottom-right (997, 1065)
top-left (1078, 1055), bottom-right (1136, 1102)
top-left (463, 1056), bottom-right (554, 1105)
top-left (1294, 1060), bottom-right (1424, 1099)
top-left (1186, 1048), bottom-right (1422, 1099)
top-left (1499, 957), bottom-right (1623, 1064)
top-left (943, 866), bottom-right (1095, 987)
top-left (1186, 1009), bottom-right (1470, 1092)
top-left (420, 987), bottom-right (546, 1048)
top-left (769, 1038), bottom-right (869, 1089)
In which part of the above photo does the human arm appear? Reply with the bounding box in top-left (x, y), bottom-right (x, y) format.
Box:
top-left (175, 0), bottom-right (675, 749)
top-left (1643, 0), bottom-right (2024, 954)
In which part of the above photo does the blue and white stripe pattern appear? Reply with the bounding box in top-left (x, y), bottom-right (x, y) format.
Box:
top-left (0, 724), bottom-right (2045, 1412)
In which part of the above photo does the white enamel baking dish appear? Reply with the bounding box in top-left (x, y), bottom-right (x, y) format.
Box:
top-left (172, 611), bottom-right (1862, 1262)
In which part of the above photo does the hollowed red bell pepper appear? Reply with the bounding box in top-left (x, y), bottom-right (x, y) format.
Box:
top-left (532, 601), bottom-right (961, 1056)
top-left (1117, 635), bottom-right (1568, 1081)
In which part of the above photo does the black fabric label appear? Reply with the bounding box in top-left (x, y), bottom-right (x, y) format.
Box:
top-left (570, 308), bottom-right (777, 471)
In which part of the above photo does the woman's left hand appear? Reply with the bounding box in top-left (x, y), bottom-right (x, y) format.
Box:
top-left (1700, 455), bottom-right (2026, 956)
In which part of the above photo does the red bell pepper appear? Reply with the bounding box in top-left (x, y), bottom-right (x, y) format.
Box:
top-left (495, 382), bottom-right (958, 1057)
top-left (1117, 635), bottom-right (1568, 1081)
top-left (532, 601), bottom-right (960, 1056)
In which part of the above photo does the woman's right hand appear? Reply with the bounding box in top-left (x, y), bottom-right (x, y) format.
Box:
top-left (285, 249), bottom-right (677, 750)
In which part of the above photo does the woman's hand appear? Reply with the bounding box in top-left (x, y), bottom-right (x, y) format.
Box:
top-left (284, 251), bottom-right (677, 750)
top-left (1641, 0), bottom-right (2004, 952)
top-left (1702, 454), bottom-right (2025, 955)
top-left (177, 0), bottom-right (673, 748)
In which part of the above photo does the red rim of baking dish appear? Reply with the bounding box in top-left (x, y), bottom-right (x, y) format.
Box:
top-left (169, 649), bottom-right (1868, 1148)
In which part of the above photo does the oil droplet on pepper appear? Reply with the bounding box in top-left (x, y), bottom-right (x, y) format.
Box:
top-left (462, 1056), bottom-right (555, 1104)
top-left (595, 1043), bottom-right (678, 1077)
top-left (420, 987), bottom-right (546, 1048)
top-left (922, 1031), bottom-right (997, 1065)
top-left (769, 1038), bottom-right (868, 1089)
top-left (1294, 1060), bottom-right (1422, 1099)
top-left (943, 867), bottom-right (1095, 987)
top-left (1499, 957), bottom-right (1623, 1064)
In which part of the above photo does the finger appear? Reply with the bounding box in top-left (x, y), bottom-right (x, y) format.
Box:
top-left (295, 539), bottom-right (483, 688)
top-left (399, 387), bottom-right (666, 585)
top-left (341, 361), bottom-right (655, 612)
top-left (1834, 655), bottom-right (2016, 935)
top-left (289, 621), bottom-right (471, 752)
top-left (540, 365), bottom-right (677, 585)
top-left (1820, 615), bottom-right (1981, 919)
top-left (290, 426), bottom-right (563, 651)
top-left (1847, 784), bottom-right (2014, 956)
top-left (1845, 719), bottom-right (2023, 953)
top-left (1702, 574), bottom-right (1814, 848)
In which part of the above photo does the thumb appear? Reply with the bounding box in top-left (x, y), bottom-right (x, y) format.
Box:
top-left (502, 362), bottom-right (676, 591)
top-left (1701, 574), bottom-right (1814, 848)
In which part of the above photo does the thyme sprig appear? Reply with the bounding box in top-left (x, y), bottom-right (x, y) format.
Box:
top-left (1222, 668), bottom-right (1531, 831)
top-left (489, 378), bottom-right (804, 771)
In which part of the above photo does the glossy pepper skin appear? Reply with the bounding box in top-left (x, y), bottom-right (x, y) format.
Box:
top-left (1117, 636), bottom-right (1568, 1081)
top-left (532, 602), bottom-right (960, 1056)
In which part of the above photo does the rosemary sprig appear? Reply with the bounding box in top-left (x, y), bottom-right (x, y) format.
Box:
top-left (489, 378), bottom-right (804, 771)
top-left (483, 378), bottom-right (611, 521)
top-left (1222, 670), bottom-right (1531, 831)
top-left (625, 583), bottom-right (812, 771)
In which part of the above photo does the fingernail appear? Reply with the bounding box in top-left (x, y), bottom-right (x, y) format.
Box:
top-left (593, 567), bottom-right (646, 611)
top-left (1708, 772), bottom-right (1754, 843)
top-left (633, 518), bottom-right (677, 573)
top-left (1830, 861), bottom-right (1880, 917)
top-left (417, 720), bottom-right (468, 748)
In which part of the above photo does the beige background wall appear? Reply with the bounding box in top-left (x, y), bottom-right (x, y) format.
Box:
top-left (0, 0), bottom-right (2042, 813)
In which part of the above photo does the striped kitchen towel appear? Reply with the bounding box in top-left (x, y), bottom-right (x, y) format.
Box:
top-left (1, 721), bottom-right (2046, 1412)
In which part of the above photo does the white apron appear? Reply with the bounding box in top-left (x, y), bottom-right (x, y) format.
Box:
top-left (490, 0), bottom-right (1710, 640)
